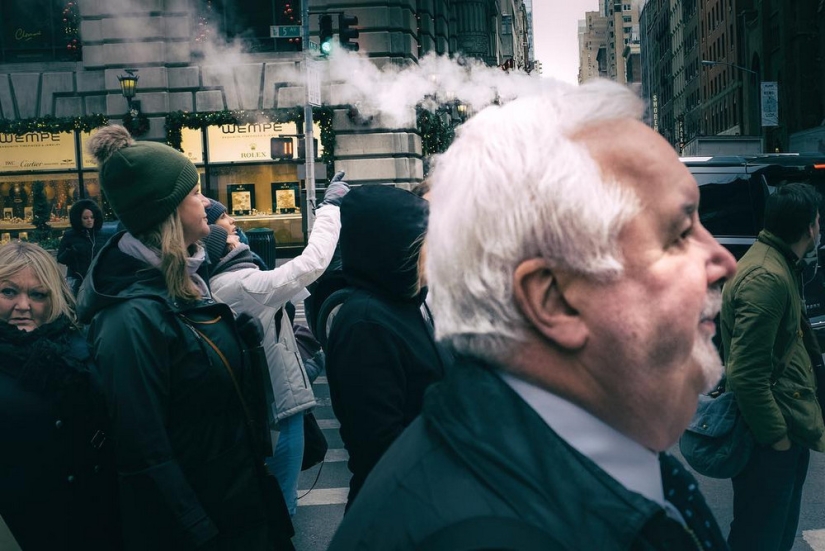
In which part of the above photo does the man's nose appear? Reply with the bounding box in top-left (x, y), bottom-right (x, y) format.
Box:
top-left (703, 229), bottom-right (737, 284)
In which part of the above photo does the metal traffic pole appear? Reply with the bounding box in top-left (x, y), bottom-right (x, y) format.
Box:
top-left (302, 0), bottom-right (317, 233)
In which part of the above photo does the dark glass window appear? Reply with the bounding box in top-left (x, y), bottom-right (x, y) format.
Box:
top-left (696, 173), bottom-right (760, 236)
top-left (0, 0), bottom-right (82, 63)
top-left (195, 0), bottom-right (301, 54)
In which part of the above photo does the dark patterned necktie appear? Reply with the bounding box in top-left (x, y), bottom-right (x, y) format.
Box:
top-left (658, 452), bottom-right (729, 550)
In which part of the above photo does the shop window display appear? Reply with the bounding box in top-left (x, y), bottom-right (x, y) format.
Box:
top-left (0, 174), bottom-right (119, 243)
top-left (0, 176), bottom-right (78, 229)
top-left (81, 173), bottom-right (117, 221)
top-left (207, 164), bottom-right (305, 247)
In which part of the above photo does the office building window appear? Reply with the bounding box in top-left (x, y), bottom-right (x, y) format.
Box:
top-left (0, 0), bottom-right (81, 63)
top-left (196, 0), bottom-right (300, 53)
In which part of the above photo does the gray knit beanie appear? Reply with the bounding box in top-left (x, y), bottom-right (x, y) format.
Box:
top-left (87, 125), bottom-right (199, 235)
top-left (204, 224), bottom-right (230, 266)
top-left (205, 199), bottom-right (228, 226)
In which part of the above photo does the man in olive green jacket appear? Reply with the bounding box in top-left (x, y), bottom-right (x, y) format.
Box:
top-left (721, 182), bottom-right (825, 551)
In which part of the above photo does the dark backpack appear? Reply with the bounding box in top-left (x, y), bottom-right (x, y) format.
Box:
top-left (313, 287), bottom-right (355, 350)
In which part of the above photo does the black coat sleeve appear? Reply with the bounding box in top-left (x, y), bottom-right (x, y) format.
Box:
top-left (88, 301), bottom-right (218, 549)
top-left (56, 230), bottom-right (75, 267)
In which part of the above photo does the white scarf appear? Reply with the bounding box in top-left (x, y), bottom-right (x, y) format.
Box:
top-left (118, 232), bottom-right (211, 298)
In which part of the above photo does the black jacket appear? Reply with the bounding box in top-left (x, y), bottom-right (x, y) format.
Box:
top-left (76, 233), bottom-right (269, 551)
top-left (329, 360), bottom-right (728, 551)
top-left (326, 185), bottom-right (450, 508)
top-left (57, 199), bottom-right (105, 282)
top-left (0, 318), bottom-right (120, 551)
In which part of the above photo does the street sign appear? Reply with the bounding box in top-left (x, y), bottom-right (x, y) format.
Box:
top-left (308, 41), bottom-right (320, 52)
top-left (270, 25), bottom-right (301, 38)
top-left (307, 61), bottom-right (321, 107)
top-left (761, 82), bottom-right (779, 127)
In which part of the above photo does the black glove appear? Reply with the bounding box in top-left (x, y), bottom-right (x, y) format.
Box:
top-left (235, 312), bottom-right (264, 350)
top-left (319, 171), bottom-right (350, 207)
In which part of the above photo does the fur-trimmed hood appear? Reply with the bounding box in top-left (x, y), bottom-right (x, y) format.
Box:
top-left (69, 199), bottom-right (104, 233)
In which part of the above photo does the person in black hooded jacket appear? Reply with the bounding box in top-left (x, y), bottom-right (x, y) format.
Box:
top-left (57, 199), bottom-right (105, 295)
top-left (325, 185), bottom-right (451, 511)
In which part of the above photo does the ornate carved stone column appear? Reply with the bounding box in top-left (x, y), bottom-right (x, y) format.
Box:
top-left (453, 0), bottom-right (492, 62)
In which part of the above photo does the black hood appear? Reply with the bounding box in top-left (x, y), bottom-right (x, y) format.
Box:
top-left (69, 199), bottom-right (104, 232)
top-left (76, 232), bottom-right (172, 323)
top-left (339, 185), bottom-right (428, 300)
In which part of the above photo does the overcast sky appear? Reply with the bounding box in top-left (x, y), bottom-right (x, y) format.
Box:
top-left (533, 0), bottom-right (600, 85)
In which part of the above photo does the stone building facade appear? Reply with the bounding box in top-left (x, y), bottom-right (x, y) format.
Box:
top-left (0, 0), bottom-right (531, 245)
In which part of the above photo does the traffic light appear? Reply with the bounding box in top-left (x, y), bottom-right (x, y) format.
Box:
top-left (297, 137), bottom-right (319, 160)
top-left (319, 15), bottom-right (333, 57)
top-left (271, 137), bottom-right (294, 160)
top-left (338, 13), bottom-right (359, 52)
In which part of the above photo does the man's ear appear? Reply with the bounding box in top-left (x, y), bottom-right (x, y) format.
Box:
top-left (513, 258), bottom-right (588, 350)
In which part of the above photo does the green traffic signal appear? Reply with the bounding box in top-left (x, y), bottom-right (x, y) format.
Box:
top-left (319, 15), bottom-right (333, 57)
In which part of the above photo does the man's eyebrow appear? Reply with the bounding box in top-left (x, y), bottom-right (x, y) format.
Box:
top-left (665, 202), bottom-right (697, 234)
top-left (682, 202), bottom-right (698, 217)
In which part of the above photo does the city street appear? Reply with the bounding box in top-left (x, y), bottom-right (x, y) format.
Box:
top-left (293, 371), bottom-right (825, 550)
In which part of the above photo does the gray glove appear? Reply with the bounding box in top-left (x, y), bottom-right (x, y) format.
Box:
top-left (320, 171), bottom-right (350, 207)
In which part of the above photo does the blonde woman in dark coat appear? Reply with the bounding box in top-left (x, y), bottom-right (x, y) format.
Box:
top-left (0, 242), bottom-right (120, 551)
top-left (76, 125), bottom-right (293, 551)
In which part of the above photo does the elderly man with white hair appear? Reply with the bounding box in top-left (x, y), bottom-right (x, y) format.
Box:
top-left (328, 79), bottom-right (737, 551)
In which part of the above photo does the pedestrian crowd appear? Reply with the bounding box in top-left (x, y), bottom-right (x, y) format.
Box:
top-left (1, 77), bottom-right (823, 551)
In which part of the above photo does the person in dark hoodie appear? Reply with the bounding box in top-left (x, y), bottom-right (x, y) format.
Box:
top-left (76, 125), bottom-right (293, 551)
top-left (57, 198), bottom-right (105, 295)
top-left (325, 185), bottom-right (451, 511)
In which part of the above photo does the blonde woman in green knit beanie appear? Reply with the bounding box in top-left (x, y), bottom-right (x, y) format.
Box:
top-left (75, 126), bottom-right (290, 550)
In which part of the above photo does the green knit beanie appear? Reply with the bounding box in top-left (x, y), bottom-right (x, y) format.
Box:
top-left (88, 125), bottom-right (199, 235)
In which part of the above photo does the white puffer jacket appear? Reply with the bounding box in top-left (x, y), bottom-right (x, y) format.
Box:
top-left (210, 204), bottom-right (341, 421)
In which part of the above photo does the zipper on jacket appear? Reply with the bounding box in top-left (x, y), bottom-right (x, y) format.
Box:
top-left (182, 322), bottom-right (214, 368)
top-left (682, 524), bottom-right (703, 551)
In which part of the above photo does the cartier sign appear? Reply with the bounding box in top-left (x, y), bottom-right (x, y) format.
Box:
top-left (0, 131), bottom-right (77, 172)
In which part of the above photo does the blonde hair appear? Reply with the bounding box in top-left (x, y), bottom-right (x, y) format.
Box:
top-left (0, 241), bottom-right (76, 325)
top-left (137, 212), bottom-right (201, 302)
top-left (411, 232), bottom-right (427, 297)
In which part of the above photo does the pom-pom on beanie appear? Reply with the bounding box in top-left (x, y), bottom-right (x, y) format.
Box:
top-left (205, 199), bottom-right (228, 226)
top-left (204, 224), bottom-right (229, 266)
top-left (87, 125), bottom-right (200, 235)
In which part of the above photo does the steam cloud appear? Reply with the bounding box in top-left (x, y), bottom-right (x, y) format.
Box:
top-left (323, 49), bottom-right (552, 126)
top-left (195, 39), bottom-right (556, 127)
top-left (101, 0), bottom-right (560, 128)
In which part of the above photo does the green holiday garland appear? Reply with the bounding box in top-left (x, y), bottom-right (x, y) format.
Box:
top-left (1, 107), bottom-right (449, 176)
top-left (0, 114), bottom-right (108, 135)
top-left (417, 108), bottom-right (456, 157)
top-left (123, 110), bottom-right (150, 137)
top-left (1, 108), bottom-right (335, 171)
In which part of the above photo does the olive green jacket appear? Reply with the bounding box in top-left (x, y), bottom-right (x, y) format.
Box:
top-left (721, 230), bottom-right (825, 452)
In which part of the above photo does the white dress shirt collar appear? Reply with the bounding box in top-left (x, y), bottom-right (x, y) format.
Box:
top-left (499, 371), bottom-right (667, 509)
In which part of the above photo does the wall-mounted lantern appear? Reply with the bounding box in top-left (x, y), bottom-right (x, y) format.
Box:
top-left (118, 69), bottom-right (140, 115)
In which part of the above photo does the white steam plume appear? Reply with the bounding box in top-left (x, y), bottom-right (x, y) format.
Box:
top-left (325, 49), bottom-right (554, 127)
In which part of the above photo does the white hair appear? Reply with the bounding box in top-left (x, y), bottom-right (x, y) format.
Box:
top-left (427, 79), bottom-right (645, 362)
